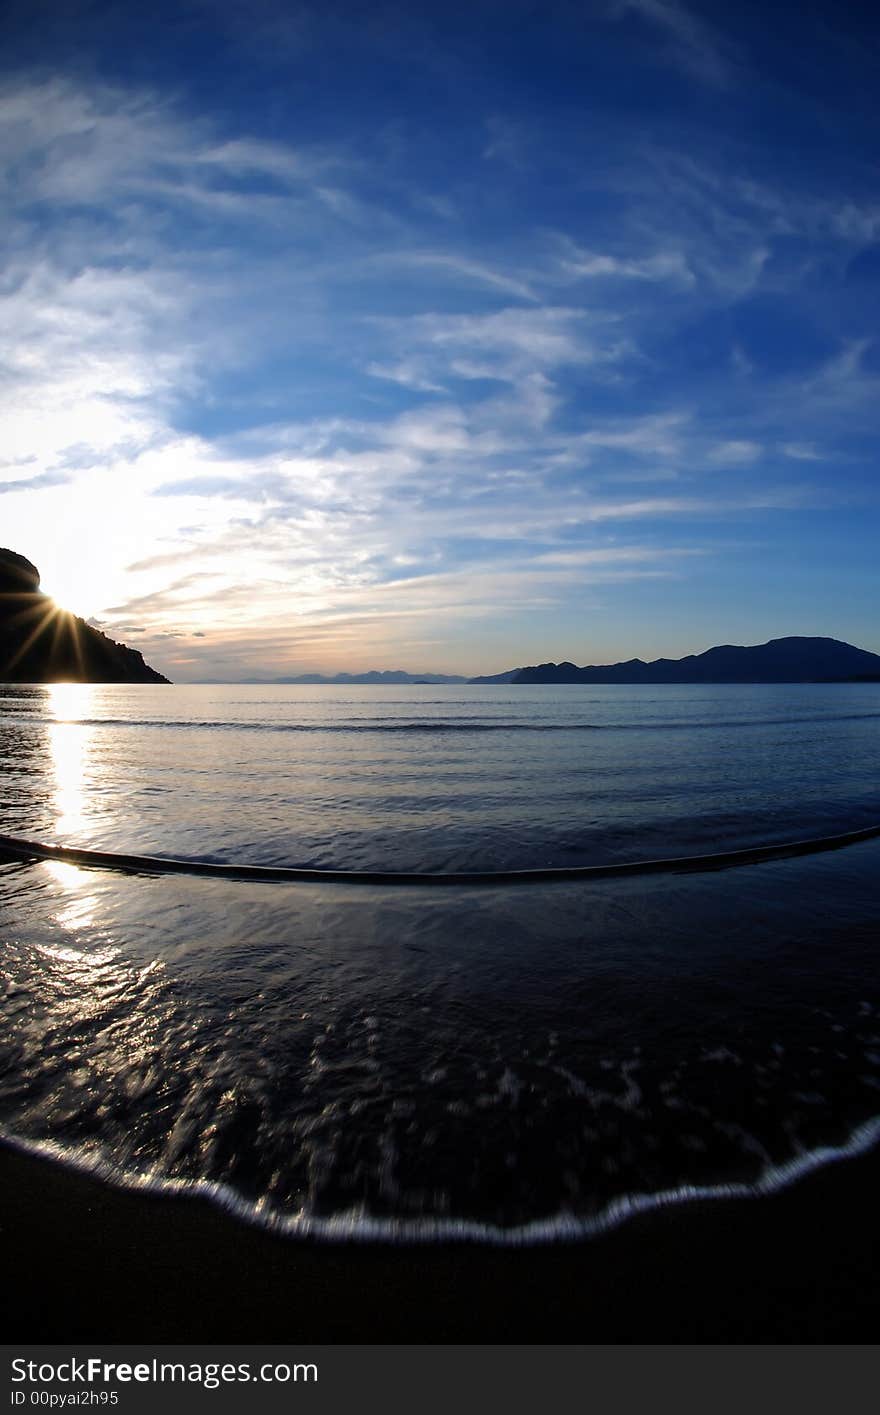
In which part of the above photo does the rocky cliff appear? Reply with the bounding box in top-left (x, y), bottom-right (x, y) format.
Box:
top-left (0, 549), bottom-right (169, 684)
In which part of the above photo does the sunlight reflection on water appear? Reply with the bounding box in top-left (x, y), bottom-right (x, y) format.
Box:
top-left (48, 685), bottom-right (96, 838)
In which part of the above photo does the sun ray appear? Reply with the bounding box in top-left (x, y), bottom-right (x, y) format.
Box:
top-left (56, 608), bottom-right (86, 680)
top-left (49, 605), bottom-right (70, 664)
top-left (4, 597), bottom-right (62, 673)
top-left (1, 594), bottom-right (92, 682)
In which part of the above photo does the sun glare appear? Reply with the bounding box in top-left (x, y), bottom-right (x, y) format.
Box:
top-left (48, 683), bottom-right (95, 837)
top-left (49, 681), bottom-right (91, 722)
top-left (44, 859), bottom-right (88, 891)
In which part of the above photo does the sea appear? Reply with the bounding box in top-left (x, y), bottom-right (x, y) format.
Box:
top-left (1, 680), bottom-right (879, 1241)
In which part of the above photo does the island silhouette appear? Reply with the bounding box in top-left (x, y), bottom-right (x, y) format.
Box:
top-left (470, 638), bottom-right (880, 684)
top-left (0, 549), bottom-right (168, 684)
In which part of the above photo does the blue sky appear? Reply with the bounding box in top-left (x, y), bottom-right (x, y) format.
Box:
top-left (1, 0), bottom-right (878, 680)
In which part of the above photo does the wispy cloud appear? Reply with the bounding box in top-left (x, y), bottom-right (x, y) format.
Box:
top-left (557, 239), bottom-right (694, 287)
top-left (782, 442), bottom-right (823, 462)
top-left (705, 441), bottom-right (762, 467)
top-left (367, 250), bottom-right (538, 302)
top-left (365, 359), bottom-right (446, 393)
top-left (608, 0), bottom-right (737, 87)
top-left (0, 469), bottom-right (70, 494)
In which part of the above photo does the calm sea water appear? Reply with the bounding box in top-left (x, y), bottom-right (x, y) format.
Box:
top-left (1, 681), bottom-right (879, 1238)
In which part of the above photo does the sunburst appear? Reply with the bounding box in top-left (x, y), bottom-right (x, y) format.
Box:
top-left (3, 596), bottom-right (85, 680)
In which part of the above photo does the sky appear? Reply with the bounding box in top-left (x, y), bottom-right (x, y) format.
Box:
top-left (1, 0), bottom-right (879, 681)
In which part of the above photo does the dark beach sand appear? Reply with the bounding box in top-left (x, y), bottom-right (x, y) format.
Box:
top-left (2, 1141), bottom-right (878, 1342)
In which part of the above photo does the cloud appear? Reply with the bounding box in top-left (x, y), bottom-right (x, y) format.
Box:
top-left (531, 545), bottom-right (701, 567)
top-left (365, 359), bottom-right (446, 393)
top-left (705, 441), bottom-right (762, 467)
top-left (558, 243), bottom-right (694, 287)
top-left (367, 250), bottom-right (538, 301)
top-left (572, 413), bottom-right (689, 459)
top-left (609, 0), bottom-right (736, 87)
top-left (406, 307), bottom-right (595, 364)
top-left (0, 75), bottom-right (334, 210)
top-left (804, 338), bottom-right (874, 398)
top-left (781, 442), bottom-right (822, 461)
top-left (581, 488), bottom-right (809, 521)
top-left (0, 469), bottom-right (70, 494)
top-left (368, 307), bottom-right (632, 410)
top-left (153, 475), bottom-right (272, 500)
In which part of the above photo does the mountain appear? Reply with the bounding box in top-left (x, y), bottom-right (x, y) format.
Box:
top-left (466, 668), bottom-right (521, 684)
top-left (0, 548), bottom-right (169, 684)
top-left (469, 637), bottom-right (880, 685)
top-left (270, 670), bottom-right (467, 684)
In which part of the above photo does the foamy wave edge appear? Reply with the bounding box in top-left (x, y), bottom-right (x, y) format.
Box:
top-left (3, 1114), bottom-right (880, 1247)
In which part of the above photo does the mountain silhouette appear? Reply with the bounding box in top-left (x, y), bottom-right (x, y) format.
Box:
top-left (0, 549), bottom-right (169, 684)
top-left (270, 670), bottom-right (467, 684)
top-left (470, 637), bottom-right (880, 684)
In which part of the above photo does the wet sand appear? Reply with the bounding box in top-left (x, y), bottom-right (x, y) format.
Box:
top-left (2, 1140), bottom-right (878, 1342)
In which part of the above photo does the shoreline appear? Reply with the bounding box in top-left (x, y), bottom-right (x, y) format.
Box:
top-left (3, 1137), bottom-right (879, 1341)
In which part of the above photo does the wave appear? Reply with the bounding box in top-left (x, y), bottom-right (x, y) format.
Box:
top-left (48, 718), bottom-right (605, 733)
top-left (3, 1113), bottom-right (879, 1247)
top-left (5, 711), bottom-right (880, 734)
top-left (3, 821), bottom-right (879, 885)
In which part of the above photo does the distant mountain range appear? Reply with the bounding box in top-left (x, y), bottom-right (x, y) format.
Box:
top-left (270, 670), bottom-right (467, 684)
top-left (0, 548), bottom-right (168, 684)
top-left (470, 637), bottom-right (880, 684)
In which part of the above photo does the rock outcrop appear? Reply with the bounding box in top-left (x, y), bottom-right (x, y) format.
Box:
top-left (0, 549), bottom-right (41, 594)
top-left (0, 548), bottom-right (169, 684)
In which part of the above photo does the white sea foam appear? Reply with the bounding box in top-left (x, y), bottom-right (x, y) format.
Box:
top-left (4, 1112), bottom-right (880, 1248)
